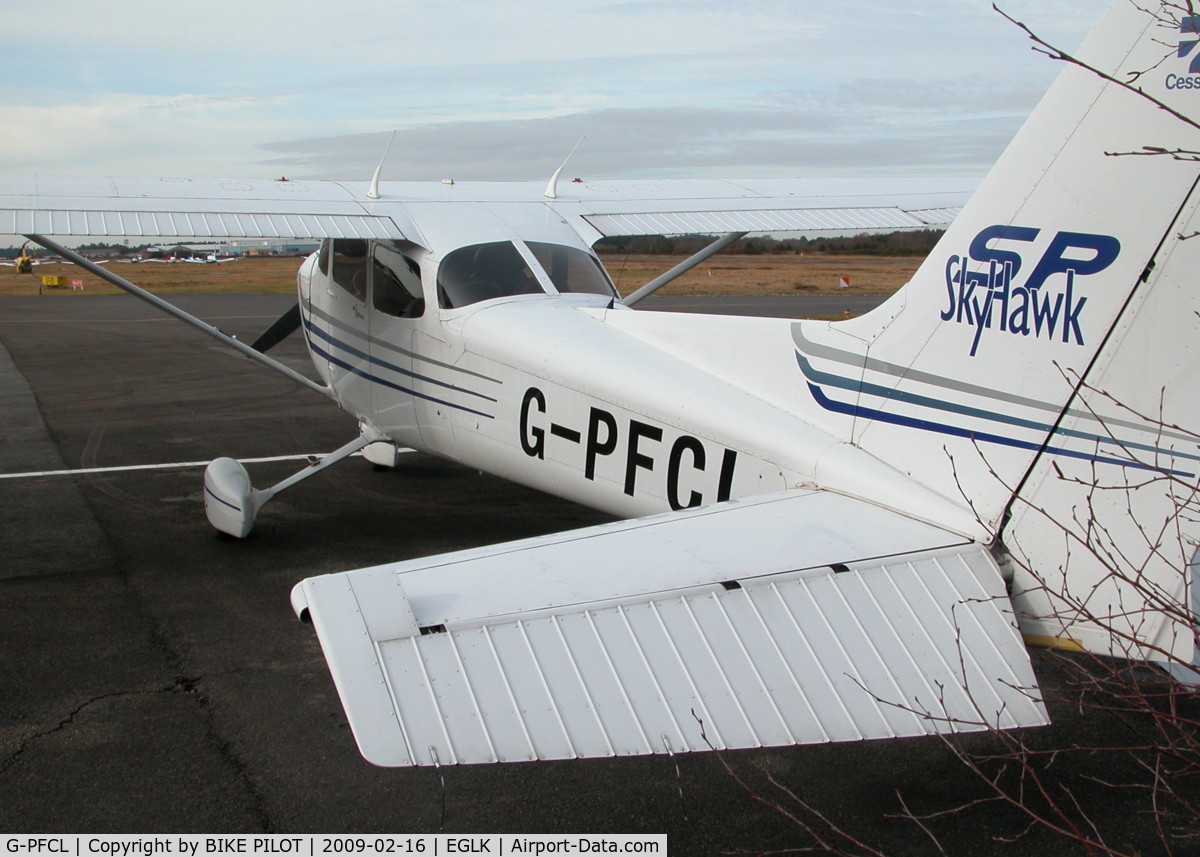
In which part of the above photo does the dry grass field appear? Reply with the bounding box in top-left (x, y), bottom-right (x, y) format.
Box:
top-left (602, 253), bottom-right (923, 296)
top-left (0, 256), bottom-right (304, 298)
top-left (0, 253), bottom-right (926, 299)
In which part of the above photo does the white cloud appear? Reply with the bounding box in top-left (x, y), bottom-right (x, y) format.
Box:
top-left (1, 93), bottom-right (302, 175)
top-left (0, 0), bottom-right (1106, 178)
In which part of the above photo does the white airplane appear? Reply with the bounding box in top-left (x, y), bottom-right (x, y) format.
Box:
top-left (179, 248), bottom-right (239, 263)
top-left (119, 246), bottom-right (238, 263)
top-left (1, 0), bottom-right (1196, 767)
top-left (188, 253), bottom-right (238, 263)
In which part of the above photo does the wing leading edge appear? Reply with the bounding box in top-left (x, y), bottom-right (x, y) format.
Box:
top-left (292, 489), bottom-right (1046, 767)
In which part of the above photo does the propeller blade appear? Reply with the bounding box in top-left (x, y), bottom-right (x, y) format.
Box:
top-left (250, 302), bottom-right (303, 354)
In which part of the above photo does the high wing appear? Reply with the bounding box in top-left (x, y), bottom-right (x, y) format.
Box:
top-left (292, 489), bottom-right (1045, 766)
top-left (0, 175), bottom-right (974, 245)
top-left (0, 175), bottom-right (408, 241)
top-left (547, 177), bottom-right (973, 241)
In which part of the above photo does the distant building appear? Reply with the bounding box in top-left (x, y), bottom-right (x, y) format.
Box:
top-left (140, 240), bottom-right (320, 257)
top-left (225, 240), bottom-right (320, 256)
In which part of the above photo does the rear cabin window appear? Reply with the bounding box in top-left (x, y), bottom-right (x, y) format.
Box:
top-left (372, 243), bottom-right (425, 318)
top-left (527, 242), bottom-right (617, 298)
top-left (437, 242), bottom-right (543, 309)
top-left (317, 239), bottom-right (331, 275)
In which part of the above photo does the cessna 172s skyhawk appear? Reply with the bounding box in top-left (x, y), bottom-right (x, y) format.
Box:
top-left (2, 1), bottom-right (1198, 766)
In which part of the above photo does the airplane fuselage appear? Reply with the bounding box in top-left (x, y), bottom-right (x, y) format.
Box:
top-left (296, 242), bottom-right (799, 518)
top-left (295, 233), bottom-right (984, 535)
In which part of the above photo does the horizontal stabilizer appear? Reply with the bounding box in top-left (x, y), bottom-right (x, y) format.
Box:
top-left (294, 491), bottom-right (1046, 766)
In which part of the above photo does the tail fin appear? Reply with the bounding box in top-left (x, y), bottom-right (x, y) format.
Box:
top-left (796, 1), bottom-right (1200, 524)
top-left (797, 1), bottom-right (1200, 661)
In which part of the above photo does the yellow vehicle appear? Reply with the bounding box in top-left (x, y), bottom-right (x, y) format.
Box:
top-left (4, 240), bottom-right (35, 273)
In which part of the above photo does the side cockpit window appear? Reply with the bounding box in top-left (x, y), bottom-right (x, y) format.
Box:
top-left (373, 243), bottom-right (425, 318)
top-left (330, 239), bottom-right (369, 300)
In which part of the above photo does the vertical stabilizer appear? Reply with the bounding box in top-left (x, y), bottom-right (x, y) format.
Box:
top-left (793, 1), bottom-right (1200, 532)
top-left (791, 1), bottom-right (1200, 660)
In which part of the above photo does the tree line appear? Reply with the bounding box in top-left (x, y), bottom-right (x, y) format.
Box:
top-left (595, 229), bottom-right (945, 257)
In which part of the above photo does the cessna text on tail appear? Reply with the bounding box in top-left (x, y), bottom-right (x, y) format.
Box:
top-left (2, 0), bottom-right (1197, 766)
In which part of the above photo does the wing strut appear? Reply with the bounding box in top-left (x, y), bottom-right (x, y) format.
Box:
top-left (622, 231), bottom-right (747, 306)
top-left (25, 234), bottom-right (333, 400)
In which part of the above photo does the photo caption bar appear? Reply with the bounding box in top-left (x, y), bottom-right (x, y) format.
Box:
top-left (2, 836), bottom-right (667, 857)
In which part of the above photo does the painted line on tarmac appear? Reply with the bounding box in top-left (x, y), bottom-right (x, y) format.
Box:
top-left (0, 449), bottom-right (415, 480)
top-left (0, 314), bottom-right (285, 324)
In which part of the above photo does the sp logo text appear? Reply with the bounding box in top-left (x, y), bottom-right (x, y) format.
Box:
top-left (940, 225), bottom-right (1120, 357)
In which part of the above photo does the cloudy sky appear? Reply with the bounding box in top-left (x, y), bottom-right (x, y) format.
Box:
top-left (1, 0), bottom-right (1103, 182)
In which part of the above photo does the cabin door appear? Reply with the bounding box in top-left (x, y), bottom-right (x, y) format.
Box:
top-left (318, 239), bottom-right (374, 411)
top-left (367, 241), bottom-right (425, 448)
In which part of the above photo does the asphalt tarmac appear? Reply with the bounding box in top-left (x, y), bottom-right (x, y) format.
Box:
top-left (0, 293), bottom-right (1186, 854)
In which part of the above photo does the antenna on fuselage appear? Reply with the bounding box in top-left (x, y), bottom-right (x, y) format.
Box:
top-left (544, 136), bottom-right (585, 200)
top-left (366, 131), bottom-right (398, 200)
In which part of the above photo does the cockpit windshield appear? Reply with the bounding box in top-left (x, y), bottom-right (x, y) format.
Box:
top-left (437, 241), bottom-right (617, 309)
top-left (527, 242), bottom-right (617, 298)
top-left (437, 242), bottom-right (542, 309)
